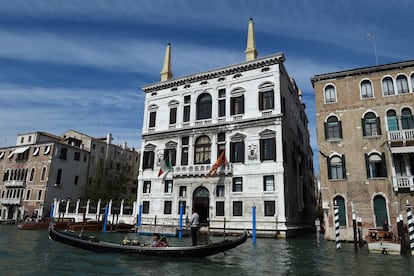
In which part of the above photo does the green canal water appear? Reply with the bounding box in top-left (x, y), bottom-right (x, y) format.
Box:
top-left (0, 225), bottom-right (413, 275)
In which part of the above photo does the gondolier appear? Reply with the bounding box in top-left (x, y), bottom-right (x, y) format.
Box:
top-left (190, 208), bottom-right (199, 246)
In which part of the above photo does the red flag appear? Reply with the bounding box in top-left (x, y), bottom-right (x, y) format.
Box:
top-left (206, 151), bottom-right (227, 177)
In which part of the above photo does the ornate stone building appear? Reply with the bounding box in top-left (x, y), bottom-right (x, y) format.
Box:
top-left (137, 19), bottom-right (315, 238)
top-left (312, 60), bottom-right (414, 240)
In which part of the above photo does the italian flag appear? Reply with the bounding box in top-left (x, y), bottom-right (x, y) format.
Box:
top-left (158, 159), bottom-right (172, 177)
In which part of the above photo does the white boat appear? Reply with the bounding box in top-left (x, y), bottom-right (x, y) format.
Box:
top-left (366, 228), bottom-right (401, 255)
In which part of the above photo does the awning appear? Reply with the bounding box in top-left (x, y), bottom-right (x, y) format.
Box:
top-left (12, 146), bottom-right (30, 154)
top-left (390, 146), bottom-right (414, 154)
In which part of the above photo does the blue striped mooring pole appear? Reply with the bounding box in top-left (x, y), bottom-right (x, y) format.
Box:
top-left (50, 203), bottom-right (54, 220)
top-left (252, 205), bottom-right (256, 245)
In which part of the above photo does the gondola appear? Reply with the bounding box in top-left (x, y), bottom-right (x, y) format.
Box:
top-left (48, 223), bottom-right (247, 258)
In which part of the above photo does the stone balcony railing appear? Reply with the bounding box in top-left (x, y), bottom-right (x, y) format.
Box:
top-left (0, 198), bottom-right (22, 205)
top-left (172, 163), bottom-right (233, 177)
top-left (3, 180), bottom-right (26, 188)
top-left (388, 129), bottom-right (414, 145)
top-left (393, 176), bottom-right (414, 192)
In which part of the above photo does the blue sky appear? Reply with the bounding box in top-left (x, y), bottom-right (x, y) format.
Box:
top-left (1, 0), bottom-right (413, 174)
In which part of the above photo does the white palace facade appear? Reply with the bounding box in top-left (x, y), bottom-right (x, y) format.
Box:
top-left (136, 19), bottom-right (316, 238)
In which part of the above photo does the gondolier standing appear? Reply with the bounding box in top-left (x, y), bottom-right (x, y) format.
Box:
top-left (190, 208), bottom-right (199, 246)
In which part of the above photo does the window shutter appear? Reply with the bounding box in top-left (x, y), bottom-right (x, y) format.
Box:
top-left (365, 153), bottom-right (370, 178)
top-left (342, 155), bottom-right (346, 179)
top-left (327, 157), bottom-right (331, 179)
top-left (376, 117), bottom-right (382, 135)
top-left (241, 141), bottom-right (245, 163)
top-left (381, 152), bottom-right (387, 177)
top-left (241, 95), bottom-right (245, 113)
top-left (324, 122), bottom-right (328, 140)
top-left (361, 118), bottom-right (366, 136)
top-left (230, 98), bottom-right (235, 115)
top-left (259, 93), bottom-right (263, 110)
top-left (272, 139), bottom-right (276, 161)
top-left (338, 121), bottom-right (343, 138)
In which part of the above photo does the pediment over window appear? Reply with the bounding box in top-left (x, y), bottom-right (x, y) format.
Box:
top-left (148, 104), bottom-right (159, 110)
top-left (258, 81), bottom-right (274, 90)
top-left (230, 87), bottom-right (245, 96)
top-left (230, 132), bottom-right (246, 142)
top-left (259, 129), bottom-right (276, 138)
top-left (168, 100), bottom-right (179, 107)
top-left (165, 141), bottom-right (177, 149)
top-left (144, 143), bottom-right (156, 151)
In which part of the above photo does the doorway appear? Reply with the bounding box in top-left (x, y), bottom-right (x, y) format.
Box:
top-left (192, 186), bottom-right (210, 225)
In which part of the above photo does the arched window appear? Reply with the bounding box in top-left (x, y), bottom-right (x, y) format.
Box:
top-left (328, 155), bottom-right (346, 180)
top-left (362, 112), bottom-right (381, 136)
top-left (386, 109), bottom-right (398, 131)
top-left (365, 152), bottom-right (387, 178)
top-left (333, 195), bottom-right (346, 226)
top-left (40, 167), bottom-right (47, 181)
top-left (396, 75), bottom-right (409, 94)
top-left (411, 74), bottom-right (414, 92)
top-left (361, 80), bottom-right (373, 98)
top-left (401, 108), bottom-right (414, 129)
top-left (373, 195), bottom-right (388, 228)
top-left (196, 93), bottom-right (212, 120)
top-left (324, 85), bottom-right (336, 103)
top-left (194, 136), bottom-right (211, 164)
top-left (325, 116), bottom-right (342, 140)
top-left (29, 168), bottom-right (35, 182)
top-left (382, 77), bottom-right (394, 96)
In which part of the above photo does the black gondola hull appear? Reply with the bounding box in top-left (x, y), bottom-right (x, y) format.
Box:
top-left (48, 224), bottom-right (247, 258)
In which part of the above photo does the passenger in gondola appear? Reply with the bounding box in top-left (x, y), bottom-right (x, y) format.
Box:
top-left (152, 233), bottom-right (168, 247)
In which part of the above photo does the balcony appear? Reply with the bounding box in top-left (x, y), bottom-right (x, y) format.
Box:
top-left (0, 198), bottom-right (22, 205)
top-left (172, 163), bottom-right (233, 177)
top-left (388, 129), bottom-right (414, 146)
top-left (3, 180), bottom-right (26, 188)
top-left (392, 176), bottom-right (414, 192)
top-left (195, 119), bottom-right (212, 127)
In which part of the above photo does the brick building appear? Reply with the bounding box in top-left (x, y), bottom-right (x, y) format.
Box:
top-left (312, 60), bottom-right (414, 240)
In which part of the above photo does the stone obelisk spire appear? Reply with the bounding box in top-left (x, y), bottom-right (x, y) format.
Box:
top-left (245, 18), bottom-right (258, 61)
top-left (160, 43), bottom-right (172, 81)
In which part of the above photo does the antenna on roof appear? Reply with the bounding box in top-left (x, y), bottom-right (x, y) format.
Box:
top-left (366, 32), bottom-right (378, 66)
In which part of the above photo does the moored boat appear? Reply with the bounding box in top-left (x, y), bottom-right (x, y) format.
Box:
top-left (17, 218), bottom-right (74, 230)
top-left (366, 228), bottom-right (401, 255)
top-left (67, 220), bottom-right (104, 232)
top-left (48, 223), bottom-right (248, 257)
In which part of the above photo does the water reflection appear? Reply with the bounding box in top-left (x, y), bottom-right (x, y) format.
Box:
top-left (1, 225), bottom-right (413, 275)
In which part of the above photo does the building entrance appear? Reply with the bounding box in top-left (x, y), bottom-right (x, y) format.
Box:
top-left (192, 186), bottom-right (210, 225)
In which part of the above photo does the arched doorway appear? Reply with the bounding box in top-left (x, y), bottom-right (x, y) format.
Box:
top-left (193, 186), bottom-right (210, 225)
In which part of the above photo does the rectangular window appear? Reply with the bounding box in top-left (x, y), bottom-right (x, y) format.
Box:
top-left (233, 201), bottom-right (242, 216)
top-left (178, 201), bottom-right (186, 214)
top-left (143, 181), bottom-right (151, 193)
top-left (216, 201), bottom-right (225, 216)
top-left (230, 141), bottom-right (244, 163)
top-left (260, 138), bottom-right (276, 161)
top-left (169, 107), bottom-right (177, 125)
top-left (217, 132), bottom-right (226, 158)
top-left (56, 169), bottom-right (62, 185)
top-left (231, 95), bottom-right (244, 115)
top-left (264, 201), bottom-right (275, 216)
top-left (164, 180), bottom-right (173, 193)
top-left (181, 136), bottom-right (189, 165)
top-left (26, 190), bottom-right (31, 200)
top-left (263, 175), bottom-right (274, 191)
top-left (74, 175), bottom-right (79, 185)
top-left (218, 99), bottom-right (226, 117)
top-left (142, 201), bottom-right (150, 214)
top-left (37, 190), bottom-right (42, 201)
top-left (143, 151), bottom-right (154, 169)
top-left (232, 177), bottom-right (243, 192)
top-left (74, 152), bottom-right (80, 161)
top-left (179, 186), bottom-right (187, 197)
top-left (59, 148), bottom-right (67, 160)
top-left (183, 95), bottom-right (191, 122)
top-left (259, 90), bottom-right (274, 110)
top-left (149, 111), bottom-right (156, 128)
top-left (164, 201), bottom-right (172, 214)
top-left (164, 148), bottom-right (177, 166)
top-left (216, 185), bottom-right (225, 197)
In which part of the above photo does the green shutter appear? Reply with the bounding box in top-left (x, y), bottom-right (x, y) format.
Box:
top-left (373, 196), bottom-right (388, 227)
